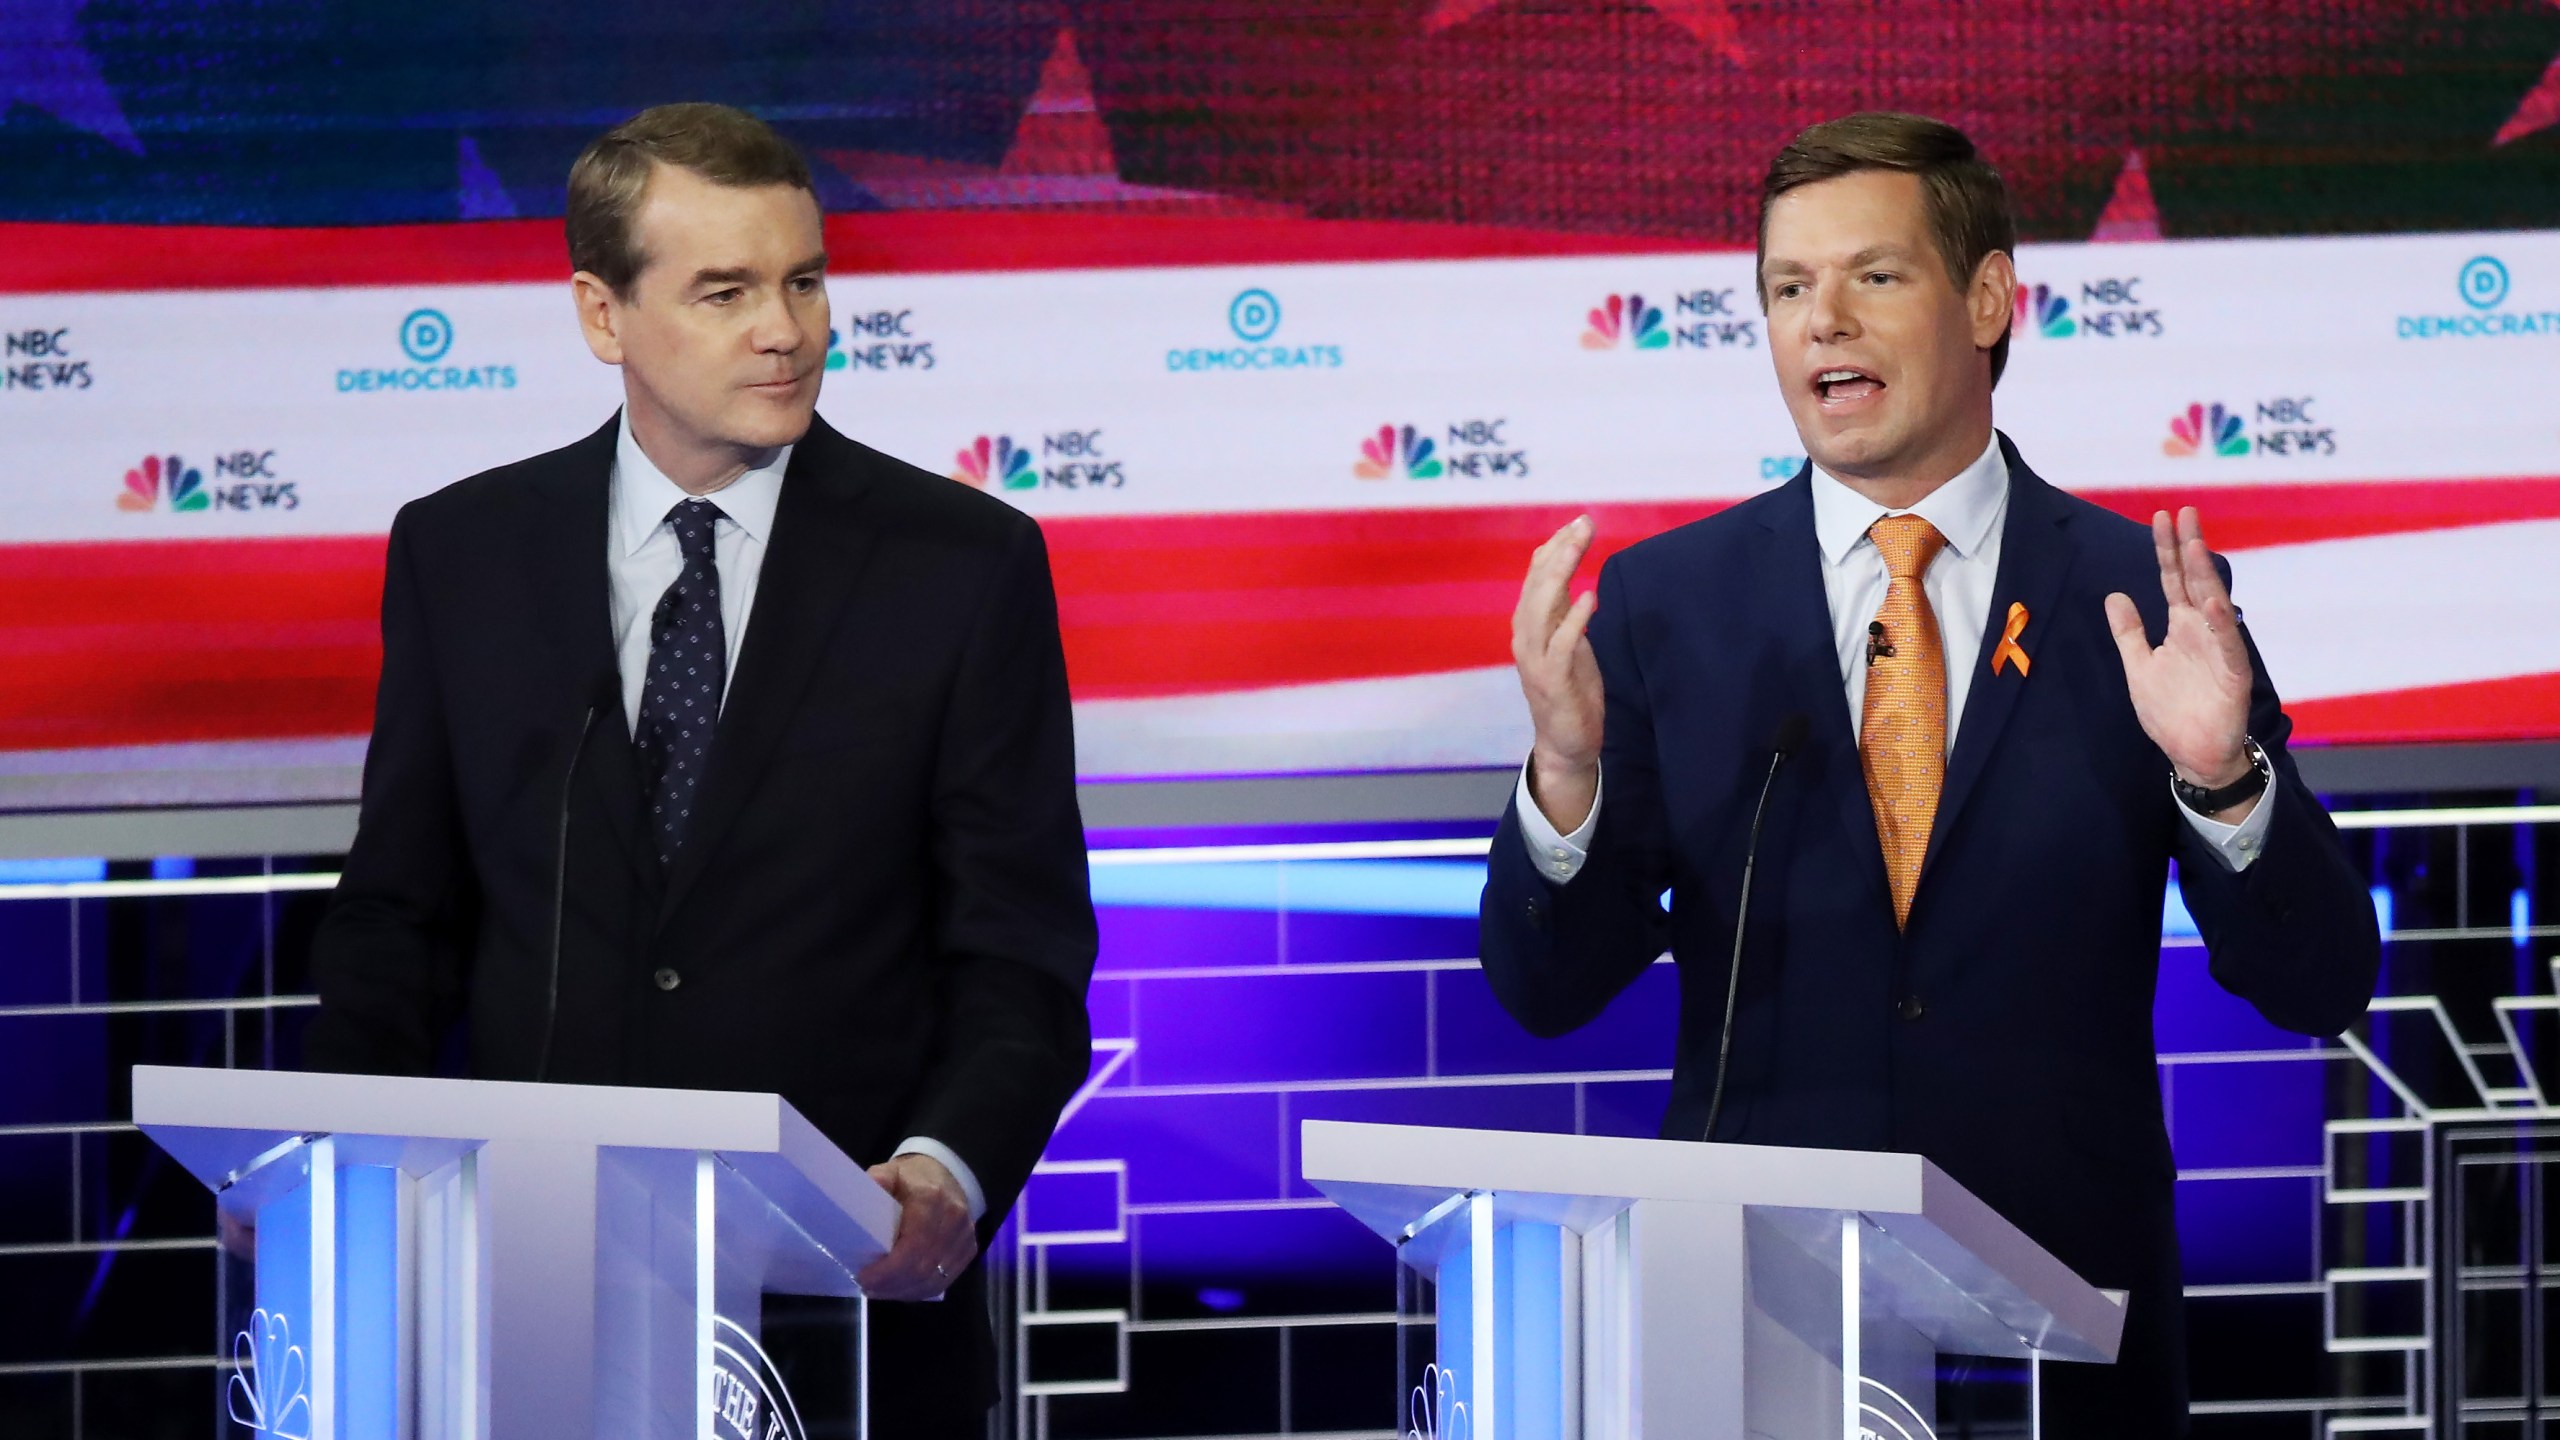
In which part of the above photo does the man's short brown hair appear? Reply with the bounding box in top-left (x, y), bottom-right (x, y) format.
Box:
top-left (565, 103), bottom-right (816, 298)
top-left (1756, 112), bottom-right (2018, 386)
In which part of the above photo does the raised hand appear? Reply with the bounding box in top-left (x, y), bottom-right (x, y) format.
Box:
top-left (1511, 515), bottom-right (1604, 830)
top-left (2103, 507), bottom-right (2256, 796)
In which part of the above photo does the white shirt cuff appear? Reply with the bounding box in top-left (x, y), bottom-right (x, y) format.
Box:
top-left (892, 1136), bottom-right (988, 1223)
top-left (2175, 774), bottom-right (2278, 873)
top-left (1516, 761), bottom-right (1602, 885)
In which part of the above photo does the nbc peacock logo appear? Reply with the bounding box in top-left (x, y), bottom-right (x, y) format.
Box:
top-left (1354, 424), bottom-right (1444, 480)
top-left (1581, 294), bottom-right (1669, 351)
top-left (227, 1309), bottom-right (310, 1437)
top-left (2015, 284), bottom-right (2075, 339)
top-left (2163, 403), bottom-right (2249, 458)
top-left (953, 435), bottom-right (1036, 491)
top-left (117, 454), bottom-right (208, 512)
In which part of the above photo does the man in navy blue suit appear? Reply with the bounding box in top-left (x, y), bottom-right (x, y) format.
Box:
top-left (1480, 112), bottom-right (2379, 1433)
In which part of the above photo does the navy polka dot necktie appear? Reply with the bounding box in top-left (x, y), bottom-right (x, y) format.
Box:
top-left (635, 497), bottom-right (726, 868)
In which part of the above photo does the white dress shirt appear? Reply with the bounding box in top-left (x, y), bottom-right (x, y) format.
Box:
top-left (607, 413), bottom-right (988, 1221)
top-left (608, 416), bottom-right (786, 735)
top-left (1518, 433), bottom-right (2275, 884)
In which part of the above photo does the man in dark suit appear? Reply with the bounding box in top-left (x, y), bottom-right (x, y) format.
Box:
top-left (304, 104), bottom-right (1096, 1435)
top-left (1481, 112), bottom-right (2378, 1434)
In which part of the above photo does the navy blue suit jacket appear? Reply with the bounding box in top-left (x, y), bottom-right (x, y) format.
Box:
top-left (1479, 436), bottom-right (2379, 1431)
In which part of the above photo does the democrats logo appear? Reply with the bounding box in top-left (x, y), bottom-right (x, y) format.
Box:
top-left (2461, 255), bottom-right (2510, 309)
top-left (826, 309), bottom-right (935, 373)
top-left (2164, 399), bottom-right (2334, 459)
top-left (954, 431), bottom-right (1123, 492)
top-left (2398, 255), bottom-right (2560, 339)
top-left (1167, 287), bottom-right (1345, 373)
top-left (1229, 288), bottom-right (1281, 341)
top-left (399, 308), bottom-right (451, 362)
top-left (2012, 278), bottom-right (2162, 340)
top-left (4, 326), bottom-right (91, 393)
top-left (118, 449), bottom-right (302, 512)
top-left (1580, 288), bottom-right (1756, 352)
top-left (337, 309), bottom-right (518, 394)
top-left (1355, 420), bottom-right (1529, 481)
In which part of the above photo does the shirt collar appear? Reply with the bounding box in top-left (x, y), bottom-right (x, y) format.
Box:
top-left (612, 411), bottom-right (790, 558)
top-left (1808, 431), bottom-right (2008, 567)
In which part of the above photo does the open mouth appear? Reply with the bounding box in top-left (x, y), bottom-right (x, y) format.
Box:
top-left (1814, 367), bottom-right (1884, 405)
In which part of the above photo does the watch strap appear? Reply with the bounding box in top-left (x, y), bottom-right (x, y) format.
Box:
top-left (2174, 737), bottom-right (2271, 816)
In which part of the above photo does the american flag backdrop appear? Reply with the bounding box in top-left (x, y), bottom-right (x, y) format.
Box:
top-left (6, 0), bottom-right (2560, 801)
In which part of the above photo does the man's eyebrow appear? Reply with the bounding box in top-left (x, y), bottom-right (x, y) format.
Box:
top-left (1760, 245), bottom-right (1918, 283)
top-left (1846, 244), bottom-right (1918, 267)
top-left (687, 255), bottom-right (828, 290)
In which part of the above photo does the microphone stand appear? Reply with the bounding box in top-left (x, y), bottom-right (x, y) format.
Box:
top-left (1704, 714), bottom-right (1809, 1141)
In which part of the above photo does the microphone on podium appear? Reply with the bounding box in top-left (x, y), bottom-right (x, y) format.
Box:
top-left (1704, 712), bottom-right (1811, 1141)
top-left (537, 675), bottom-right (618, 1084)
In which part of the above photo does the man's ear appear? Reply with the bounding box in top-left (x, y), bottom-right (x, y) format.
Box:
top-left (1970, 250), bottom-right (2018, 352)
top-left (571, 271), bottom-right (626, 366)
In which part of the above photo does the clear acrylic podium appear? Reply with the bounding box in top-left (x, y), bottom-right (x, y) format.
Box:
top-left (1302, 1121), bottom-right (2126, 1440)
top-left (133, 1064), bottom-right (900, 1440)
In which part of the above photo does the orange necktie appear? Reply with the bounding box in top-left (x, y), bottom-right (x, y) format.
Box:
top-left (1861, 515), bottom-right (1949, 929)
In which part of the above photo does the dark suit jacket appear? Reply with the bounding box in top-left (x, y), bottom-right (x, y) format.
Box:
top-left (1479, 435), bottom-right (2378, 1435)
top-left (305, 413), bottom-right (1097, 1421)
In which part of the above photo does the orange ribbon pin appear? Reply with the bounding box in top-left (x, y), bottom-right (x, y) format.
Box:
top-left (1992, 601), bottom-right (2032, 676)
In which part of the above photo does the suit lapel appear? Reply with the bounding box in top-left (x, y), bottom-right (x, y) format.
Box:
top-left (658, 418), bottom-right (884, 922)
top-left (1918, 437), bottom-right (2077, 891)
top-left (1755, 471), bottom-right (1894, 917)
top-left (528, 415), bottom-right (653, 887)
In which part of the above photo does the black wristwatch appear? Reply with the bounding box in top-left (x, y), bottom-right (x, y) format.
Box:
top-left (2173, 737), bottom-right (2271, 817)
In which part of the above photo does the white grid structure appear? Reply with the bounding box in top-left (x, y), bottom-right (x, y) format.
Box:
top-left (0, 860), bottom-right (311, 1435)
top-left (0, 807), bottom-right (2548, 1438)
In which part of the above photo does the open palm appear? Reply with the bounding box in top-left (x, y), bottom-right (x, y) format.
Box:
top-left (2103, 507), bottom-right (2254, 788)
top-left (1511, 515), bottom-right (1605, 830)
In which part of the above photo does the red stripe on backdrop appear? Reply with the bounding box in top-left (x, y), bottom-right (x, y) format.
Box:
top-left (1046, 502), bottom-right (1724, 698)
top-left (0, 537), bottom-right (386, 751)
top-left (6, 474), bottom-right (2560, 753)
top-left (2289, 672), bottom-right (2560, 747)
top-left (1038, 474), bottom-right (2560, 700)
top-left (2072, 475), bottom-right (2560, 552)
top-left (0, 505), bottom-right (1714, 749)
top-left (0, 213), bottom-right (1704, 294)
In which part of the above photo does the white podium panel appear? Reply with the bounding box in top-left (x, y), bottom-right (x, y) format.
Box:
top-left (1303, 1121), bottom-right (2125, 1440)
top-left (135, 1065), bottom-right (900, 1440)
